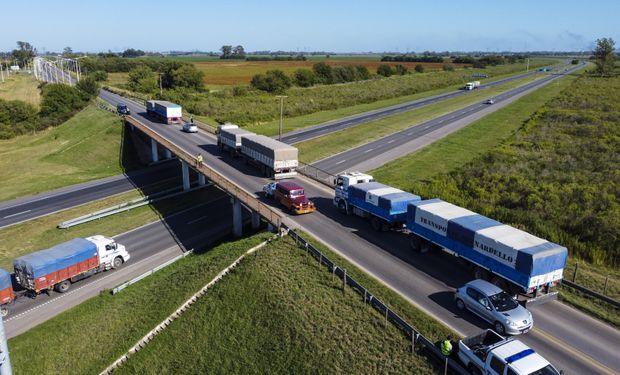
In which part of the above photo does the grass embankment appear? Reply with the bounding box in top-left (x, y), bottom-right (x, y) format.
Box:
top-left (0, 186), bottom-right (225, 269)
top-left (0, 73), bottom-right (41, 106)
top-left (297, 73), bottom-right (545, 163)
top-left (371, 69), bottom-right (620, 326)
top-left (115, 234), bottom-right (452, 374)
top-left (0, 104), bottom-right (140, 201)
top-left (9, 233), bottom-right (273, 375)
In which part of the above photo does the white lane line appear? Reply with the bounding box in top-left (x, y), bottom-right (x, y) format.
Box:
top-left (288, 137), bottom-right (297, 141)
top-left (387, 139), bottom-right (395, 144)
top-left (3, 210), bottom-right (31, 219)
top-left (363, 148), bottom-right (374, 153)
top-left (406, 132), bottom-right (413, 136)
top-left (335, 159), bottom-right (347, 165)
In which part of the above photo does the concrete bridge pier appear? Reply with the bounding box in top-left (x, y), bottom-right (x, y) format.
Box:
top-left (251, 210), bottom-right (261, 230)
top-left (198, 174), bottom-right (206, 186)
top-left (181, 160), bottom-right (190, 191)
top-left (150, 139), bottom-right (159, 163)
top-left (232, 198), bottom-right (242, 238)
top-left (164, 148), bottom-right (172, 159)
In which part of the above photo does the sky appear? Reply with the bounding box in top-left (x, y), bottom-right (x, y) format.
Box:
top-left (2, 0), bottom-right (618, 53)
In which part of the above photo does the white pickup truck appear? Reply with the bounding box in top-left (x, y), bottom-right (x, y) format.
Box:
top-left (457, 330), bottom-right (563, 375)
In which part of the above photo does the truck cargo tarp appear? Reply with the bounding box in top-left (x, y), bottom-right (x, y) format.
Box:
top-left (241, 134), bottom-right (298, 161)
top-left (13, 238), bottom-right (98, 278)
top-left (0, 268), bottom-right (11, 290)
top-left (407, 199), bottom-right (475, 237)
top-left (350, 182), bottom-right (420, 213)
top-left (221, 127), bottom-right (254, 146)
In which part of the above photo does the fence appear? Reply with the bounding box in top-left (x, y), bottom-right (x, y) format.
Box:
top-left (562, 262), bottom-right (619, 308)
top-left (297, 161), bottom-right (337, 188)
top-left (285, 228), bottom-right (468, 375)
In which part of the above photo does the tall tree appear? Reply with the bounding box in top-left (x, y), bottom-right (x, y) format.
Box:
top-left (594, 37), bottom-right (616, 76)
top-left (233, 45), bottom-right (246, 58)
top-left (220, 45), bottom-right (233, 59)
top-left (11, 41), bottom-right (36, 67)
top-left (63, 46), bottom-right (73, 56)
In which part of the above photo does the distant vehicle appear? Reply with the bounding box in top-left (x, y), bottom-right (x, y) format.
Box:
top-left (0, 269), bottom-right (15, 316)
top-left (182, 122), bottom-right (198, 133)
top-left (116, 103), bottom-right (130, 115)
top-left (472, 73), bottom-right (489, 78)
top-left (465, 81), bottom-right (481, 90)
top-left (538, 68), bottom-right (552, 72)
top-left (146, 100), bottom-right (183, 124)
top-left (13, 236), bottom-right (130, 295)
top-left (485, 99), bottom-right (495, 104)
top-left (455, 279), bottom-right (533, 335)
top-left (218, 124), bottom-right (253, 157)
top-left (264, 181), bottom-right (315, 215)
top-left (457, 330), bottom-right (562, 375)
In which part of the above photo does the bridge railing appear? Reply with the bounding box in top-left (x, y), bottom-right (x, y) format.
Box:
top-left (125, 116), bottom-right (283, 228)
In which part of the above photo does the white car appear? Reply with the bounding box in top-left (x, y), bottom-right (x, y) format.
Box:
top-left (183, 122), bottom-right (198, 133)
top-left (485, 98), bottom-right (495, 104)
top-left (263, 182), bottom-right (277, 198)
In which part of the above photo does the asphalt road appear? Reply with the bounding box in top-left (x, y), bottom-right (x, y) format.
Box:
top-left (0, 162), bottom-right (180, 229)
top-left (98, 88), bottom-right (619, 374)
top-left (4, 187), bottom-right (236, 338)
top-left (279, 65), bottom-right (565, 144)
top-left (312, 64), bottom-right (584, 174)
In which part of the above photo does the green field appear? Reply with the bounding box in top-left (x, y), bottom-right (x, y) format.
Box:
top-left (0, 104), bottom-right (140, 202)
top-left (296, 73), bottom-right (545, 163)
top-left (0, 73), bottom-right (41, 106)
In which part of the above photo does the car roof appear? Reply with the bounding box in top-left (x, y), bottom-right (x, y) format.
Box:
top-left (278, 181), bottom-right (304, 191)
top-left (466, 279), bottom-right (503, 296)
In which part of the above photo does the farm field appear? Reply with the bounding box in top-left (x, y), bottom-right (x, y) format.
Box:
top-left (9, 232), bottom-right (454, 374)
top-left (0, 73), bottom-right (41, 106)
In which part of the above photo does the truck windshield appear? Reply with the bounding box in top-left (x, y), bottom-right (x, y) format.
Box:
top-left (528, 365), bottom-right (561, 375)
top-left (489, 291), bottom-right (518, 312)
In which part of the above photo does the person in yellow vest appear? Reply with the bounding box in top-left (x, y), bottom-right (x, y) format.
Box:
top-left (196, 153), bottom-right (203, 168)
top-left (441, 335), bottom-right (453, 356)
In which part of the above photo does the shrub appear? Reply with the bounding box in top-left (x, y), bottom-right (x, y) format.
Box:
top-left (76, 77), bottom-right (100, 98)
top-left (232, 85), bottom-right (248, 96)
top-left (0, 99), bottom-right (38, 139)
top-left (414, 64), bottom-right (425, 73)
top-left (312, 62), bottom-right (333, 84)
top-left (394, 64), bottom-right (408, 75)
top-left (442, 63), bottom-right (455, 71)
top-left (39, 84), bottom-right (87, 123)
top-left (128, 65), bottom-right (158, 93)
top-left (377, 64), bottom-right (393, 77)
top-left (332, 65), bottom-right (358, 83)
top-left (293, 69), bottom-right (315, 87)
top-left (91, 71), bottom-right (108, 81)
top-left (250, 70), bottom-right (291, 94)
top-left (355, 65), bottom-right (371, 80)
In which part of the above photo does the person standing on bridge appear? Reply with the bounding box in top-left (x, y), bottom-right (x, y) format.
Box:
top-left (190, 115), bottom-right (194, 124)
top-left (196, 153), bottom-right (203, 168)
top-left (441, 335), bottom-right (453, 356)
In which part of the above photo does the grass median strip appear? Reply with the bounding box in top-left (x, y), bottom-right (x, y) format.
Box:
top-left (0, 185), bottom-right (224, 269)
top-left (297, 73), bottom-right (545, 164)
top-left (113, 234), bottom-right (451, 374)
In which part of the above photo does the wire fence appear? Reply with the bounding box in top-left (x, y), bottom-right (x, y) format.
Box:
top-left (285, 228), bottom-right (469, 375)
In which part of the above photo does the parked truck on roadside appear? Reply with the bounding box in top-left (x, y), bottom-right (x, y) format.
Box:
top-left (0, 268), bottom-right (15, 316)
top-left (13, 235), bottom-right (130, 294)
top-left (407, 198), bottom-right (567, 304)
top-left (457, 330), bottom-right (562, 375)
top-left (217, 124), bottom-right (254, 157)
top-left (465, 81), bottom-right (481, 90)
top-left (146, 100), bottom-right (183, 124)
top-left (241, 134), bottom-right (298, 179)
top-left (333, 172), bottom-right (421, 231)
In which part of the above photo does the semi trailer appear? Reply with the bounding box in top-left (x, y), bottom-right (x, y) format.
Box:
top-left (146, 100), bottom-right (183, 124)
top-left (217, 124), bottom-right (254, 157)
top-left (241, 134), bottom-right (298, 179)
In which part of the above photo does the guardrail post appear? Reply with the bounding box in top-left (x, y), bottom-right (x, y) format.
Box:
top-left (150, 139), bottom-right (159, 163)
top-left (231, 198), bottom-right (242, 238)
top-left (181, 160), bottom-right (190, 191)
top-left (342, 269), bottom-right (346, 293)
top-left (572, 262), bottom-right (579, 282)
top-left (603, 275), bottom-right (609, 295)
top-left (251, 210), bottom-right (261, 230)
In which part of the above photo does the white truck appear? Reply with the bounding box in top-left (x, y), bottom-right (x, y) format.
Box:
top-left (457, 330), bottom-right (562, 375)
top-left (217, 124), bottom-right (253, 157)
top-left (146, 100), bottom-right (183, 124)
top-left (465, 81), bottom-right (481, 90)
top-left (241, 134), bottom-right (298, 179)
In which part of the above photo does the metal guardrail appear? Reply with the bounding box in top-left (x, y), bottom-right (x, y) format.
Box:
top-left (297, 161), bottom-right (336, 188)
top-left (125, 116), bottom-right (284, 229)
top-left (562, 280), bottom-right (620, 308)
top-left (285, 228), bottom-right (469, 375)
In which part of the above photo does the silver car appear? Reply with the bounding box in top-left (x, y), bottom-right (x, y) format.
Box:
top-left (183, 122), bottom-right (198, 133)
top-left (454, 279), bottom-right (533, 335)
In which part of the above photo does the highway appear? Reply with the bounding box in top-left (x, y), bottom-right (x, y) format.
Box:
top-left (4, 187), bottom-right (236, 338)
top-left (279, 64), bottom-right (563, 144)
top-left (312, 65), bottom-right (583, 174)
top-left (96, 87), bottom-right (619, 374)
top-left (0, 162), bottom-right (179, 229)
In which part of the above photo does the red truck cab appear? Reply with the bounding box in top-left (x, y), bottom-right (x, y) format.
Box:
top-left (264, 181), bottom-right (316, 214)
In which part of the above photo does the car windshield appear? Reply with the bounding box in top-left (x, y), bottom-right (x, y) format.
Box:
top-left (528, 364), bottom-right (561, 375)
top-left (290, 189), bottom-right (304, 197)
top-left (489, 291), bottom-right (519, 312)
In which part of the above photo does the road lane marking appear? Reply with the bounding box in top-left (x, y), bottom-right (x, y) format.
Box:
top-left (288, 137), bottom-right (297, 141)
top-left (387, 139), bottom-right (395, 144)
top-left (3, 210), bottom-right (31, 219)
top-left (363, 148), bottom-right (374, 153)
top-left (335, 159), bottom-right (347, 165)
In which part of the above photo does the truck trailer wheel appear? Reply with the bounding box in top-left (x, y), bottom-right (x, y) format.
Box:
top-left (371, 217), bottom-right (382, 231)
top-left (337, 200), bottom-right (347, 214)
top-left (1, 307), bottom-right (8, 317)
top-left (55, 280), bottom-right (71, 293)
top-left (409, 235), bottom-right (422, 252)
top-left (113, 256), bottom-right (124, 269)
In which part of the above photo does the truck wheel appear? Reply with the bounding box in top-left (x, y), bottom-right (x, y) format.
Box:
top-left (409, 235), bottom-right (422, 252)
top-left (113, 256), bottom-right (124, 269)
top-left (494, 321), bottom-right (506, 335)
top-left (455, 298), bottom-right (466, 311)
top-left (337, 200), bottom-right (347, 214)
top-left (1, 307), bottom-right (8, 317)
top-left (55, 280), bottom-right (71, 293)
top-left (371, 217), bottom-right (382, 231)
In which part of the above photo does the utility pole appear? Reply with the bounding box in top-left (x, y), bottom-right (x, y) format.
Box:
top-left (0, 314), bottom-right (13, 375)
top-left (275, 95), bottom-right (287, 141)
top-left (159, 73), bottom-right (163, 95)
top-left (526, 58), bottom-right (530, 72)
top-left (0, 64), bottom-right (4, 83)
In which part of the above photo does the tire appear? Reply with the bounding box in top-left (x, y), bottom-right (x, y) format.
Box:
top-left (337, 200), bottom-right (347, 214)
top-left (410, 235), bottom-right (422, 252)
top-left (1, 307), bottom-right (8, 317)
top-left (55, 280), bottom-right (71, 293)
top-left (370, 217), bottom-right (382, 231)
top-left (455, 298), bottom-right (466, 311)
top-left (494, 321), bottom-right (506, 335)
top-left (113, 256), bottom-right (124, 269)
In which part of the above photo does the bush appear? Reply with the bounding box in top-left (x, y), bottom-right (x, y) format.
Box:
top-left (442, 63), bottom-right (455, 71)
top-left (232, 85), bottom-right (248, 96)
top-left (128, 65), bottom-right (158, 93)
top-left (377, 64), bottom-right (393, 77)
top-left (414, 64), bottom-right (425, 73)
top-left (91, 71), bottom-right (108, 81)
top-left (169, 64), bottom-right (204, 91)
top-left (0, 99), bottom-right (38, 139)
top-left (39, 84), bottom-right (87, 124)
top-left (313, 62), bottom-right (333, 84)
top-left (332, 65), bottom-right (358, 83)
top-left (394, 64), bottom-right (408, 75)
top-left (76, 77), bottom-right (100, 98)
top-left (250, 70), bottom-right (292, 94)
top-left (355, 65), bottom-right (371, 80)
top-left (293, 69), bottom-right (315, 87)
